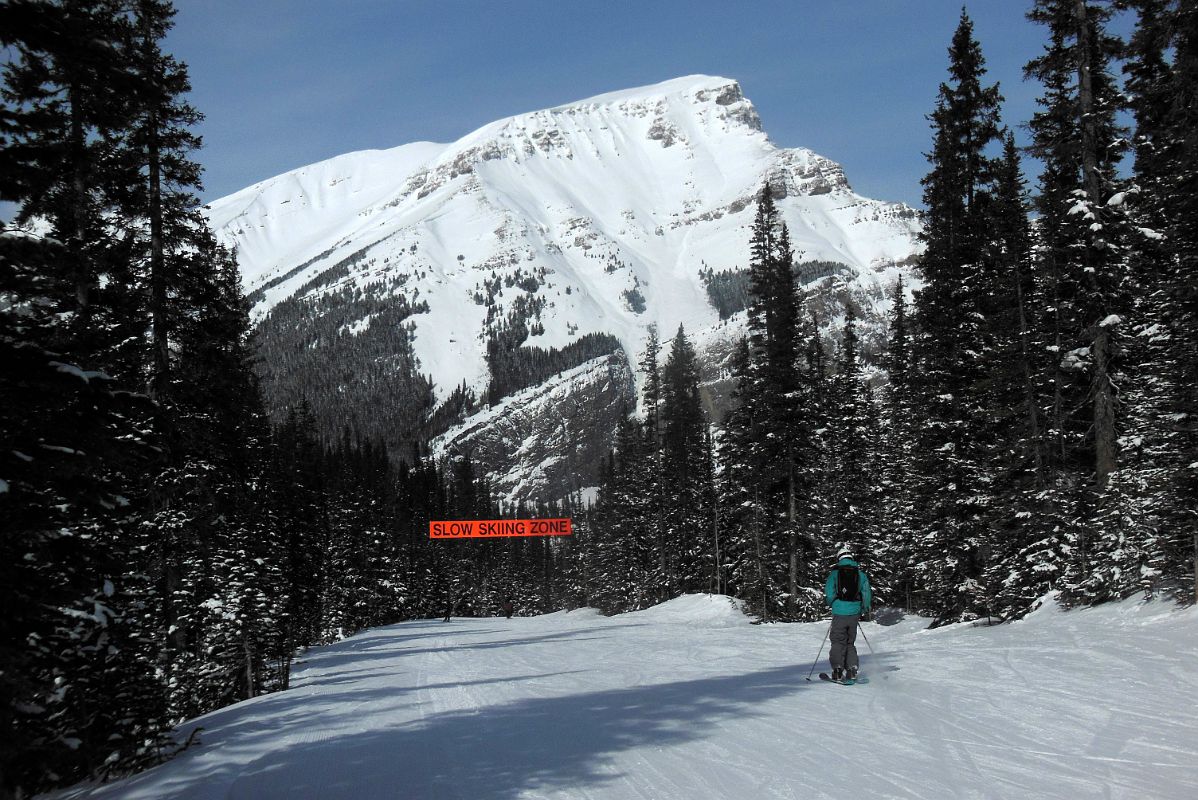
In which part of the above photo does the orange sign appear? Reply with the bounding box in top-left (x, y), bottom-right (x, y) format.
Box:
top-left (429, 518), bottom-right (573, 539)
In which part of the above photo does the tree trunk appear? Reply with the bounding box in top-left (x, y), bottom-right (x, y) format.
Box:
top-left (67, 78), bottom-right (90, 328)
top-left (1015, 253), bottom-right (1044, 484)
top-left (787, 450), bottom-right (797, 617)
top-left (753, 490), bottom-right (769, 623)
top-left (243, 636), bottom-right (256, 699)
top-left (1074, 0), bottom-right (1103, 205)
top-left (148, 104), bottom-right (168, 399)
top-left (1051, 254), bottom-right (1067, 467)
top-left (1074, 0), bottom-right (1118, 488)
top-left (712, 474), bottom-right (721, 595)
top-left (1092, 325), bottom-right (1117, 486)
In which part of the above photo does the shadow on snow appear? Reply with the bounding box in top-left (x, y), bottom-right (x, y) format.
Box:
top-left (94, 620), bottom-right (900, 799)
top-left (221, 661), bottom-right (820, 799)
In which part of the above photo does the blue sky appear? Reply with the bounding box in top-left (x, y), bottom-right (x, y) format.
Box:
top-left (171, 1), bottom-right (1131, 208)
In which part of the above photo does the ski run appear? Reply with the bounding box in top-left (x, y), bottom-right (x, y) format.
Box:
top-left (52, 594), bottom-right (1198, 800)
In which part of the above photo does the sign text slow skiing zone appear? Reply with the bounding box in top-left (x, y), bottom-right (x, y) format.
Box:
top-left (428, 518), bottom-right (573, 539)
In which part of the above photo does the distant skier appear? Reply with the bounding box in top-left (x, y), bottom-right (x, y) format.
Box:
top-left (502, 598), bottom-right (514, 619)
top-left (824, 546), bottom-right (872, 682)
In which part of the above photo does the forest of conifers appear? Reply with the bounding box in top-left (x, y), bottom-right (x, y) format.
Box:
top-left (1, 1), bottom-right (1194, 797)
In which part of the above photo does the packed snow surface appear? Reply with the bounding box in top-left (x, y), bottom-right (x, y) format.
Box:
top-left (57, 595), bottom-right (1198, 799)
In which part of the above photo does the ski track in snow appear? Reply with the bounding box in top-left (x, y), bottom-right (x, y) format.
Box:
top-left (53, 595), bottom-right (1198, 800)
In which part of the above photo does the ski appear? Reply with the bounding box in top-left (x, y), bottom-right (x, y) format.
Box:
top-left (818, 672), bottom-right (868, 685)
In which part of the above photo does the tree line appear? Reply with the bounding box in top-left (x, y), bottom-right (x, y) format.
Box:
top-left (0, 2), bottom-right (538, 796)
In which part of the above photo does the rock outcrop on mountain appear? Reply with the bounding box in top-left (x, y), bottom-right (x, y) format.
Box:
top-left (432, 354), bottom-right (635, 504)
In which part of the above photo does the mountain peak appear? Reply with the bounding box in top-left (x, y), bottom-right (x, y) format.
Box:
top-left (559, 74), bottom-right (743, 110)
top-left (453, 75), bottom-right (760, 155)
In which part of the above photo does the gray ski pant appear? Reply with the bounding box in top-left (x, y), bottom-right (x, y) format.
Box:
top-left (829, 613), bottom-right (860, 671)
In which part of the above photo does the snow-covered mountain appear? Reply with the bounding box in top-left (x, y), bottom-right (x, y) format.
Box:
top-left (206, 75), bottom-right (922, 502)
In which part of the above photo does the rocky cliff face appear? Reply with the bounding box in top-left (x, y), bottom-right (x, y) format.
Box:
top-left (206, 75), bottom-right (922, 502)
top-left (432, 354), bottom-right (634, 506)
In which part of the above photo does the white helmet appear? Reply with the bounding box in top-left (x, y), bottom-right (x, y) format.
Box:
top-left (837, 546), bottom-right (854, 560)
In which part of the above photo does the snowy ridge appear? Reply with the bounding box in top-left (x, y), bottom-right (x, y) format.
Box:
top-left (208, 141), bottom-right (448, 294)
top-left (206, 75), bottom-right (922, 403)
top-left (56, 594), bottom-right (1198, 799)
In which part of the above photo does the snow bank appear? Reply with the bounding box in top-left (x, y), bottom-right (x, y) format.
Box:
top-left (534, 606), bottom-right (605, 623)
top-left (624, 593), bottom-right (750, 627)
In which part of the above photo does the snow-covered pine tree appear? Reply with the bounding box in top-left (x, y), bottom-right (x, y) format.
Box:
top-left (717, 339), bottom-right (769, 615)
top-left (715, 187), bottom-right (826, 620)
top-left (724, 189), bottom-right (784, 621)
top-left (859, 382), bottom-right (889, 599)
top-left (660, 324), bottom-right (711, 593)
top-left (824, 309), bottom-right (886, 602)
top-left (636, 326), bottom-right (671, 603)
top-left (797, 307), bottom-right (832, 602)
top-left (824, 309), bottom-right (873, 555)
top-left (558, 491), bottom-right (594, 610)
top-left (1118, 0), bottom-right (1198, 597)
top-left (879, 277), bottom-right (918, 609)
top-left (271, 401), bottom-right (331, 654)
top-left (981, 134), bottom-right (1067, 618)
top-left (0, 315), bottom-right (164, 794)
top-left (155, 236), bottom-right (286, 718)
top-left (774, 225), bottom-right (826, 620)
top-left (322, 432), bottom-right (381, 638)
top-left (1162, 2), bottom-right (1198, 599)
top-left (111, 0), bottom-right (293, 722)
top-left (588, 415), bottom-right (654, 613)
top-left (1098, 0), bottom-right (1179, 598)
top-left (1026, 0), bottom-right (1142, 604)
top-left (910, 10), bottom-right (1004, 622)
top-left (1, 1), bottom-right (172, 791)
top-left (392, 446), bottom-right (447, 620)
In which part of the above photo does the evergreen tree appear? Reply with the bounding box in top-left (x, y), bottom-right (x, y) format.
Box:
top-left (636, 326), bottom-right (669, 602)
top-left (1118, 0), bottom-right (1198, 596)
top-left (824, 309), bottom-right (878, 567)
top-left (879, 277), bottom-right (918, 609)
top-left (1027, 0), bottom-right (1142, 603)
top-left (717, 186), bottom-right (825, 620)
top-left (1162, 2), bottom-right (1198, 598)
top-left (981, 134), bottom-right (1062, 617)
top-left (910, 10), bottom-right (1004, 622)
top-left (0, 0), bottom-right (139, 364)
top-left (590, 415), bottom-right (653, 613)
top-left (660, 325), bottom-right (710, 591)
top-left (1, 2), bottom-right (169, 791)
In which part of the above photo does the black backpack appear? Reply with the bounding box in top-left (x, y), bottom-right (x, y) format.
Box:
top-left (835, 565), bottom-right (861, 602)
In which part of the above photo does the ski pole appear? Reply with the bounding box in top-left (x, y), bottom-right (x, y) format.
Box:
top-left (804, 623), bottom-right (831, 681)
top-left (857, 621), bottom-right (874, 655)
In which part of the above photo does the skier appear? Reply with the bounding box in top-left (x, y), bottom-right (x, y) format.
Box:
top-left (824, 546), bottom-right (872, 682)
top-left (502, 598), bottom-right (514, 619)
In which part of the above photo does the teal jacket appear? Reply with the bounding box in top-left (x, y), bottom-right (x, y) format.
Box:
top-left (825, 558), bottom-right (872, 616)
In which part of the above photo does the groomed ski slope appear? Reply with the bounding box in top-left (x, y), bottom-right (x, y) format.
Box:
top-left (56, 595), bottom-right (1198, 800)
